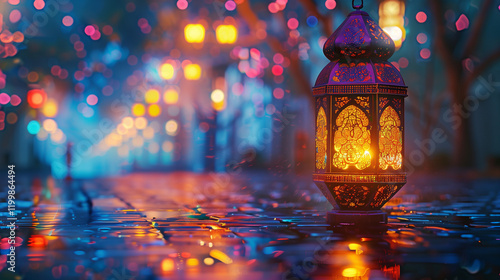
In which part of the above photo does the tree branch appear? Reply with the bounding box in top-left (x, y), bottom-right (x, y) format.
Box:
top-left (465, 48), bottom-right (500, 89)
top-left (462, 0), bottom-right (494, 59)
top-left (298, 0), bottom-right (333, 36)
top-left (236, 1), bottom-right (313, 103)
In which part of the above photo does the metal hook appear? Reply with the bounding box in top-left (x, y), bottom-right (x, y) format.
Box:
top-left (352, 0), bottom-right (363, 10)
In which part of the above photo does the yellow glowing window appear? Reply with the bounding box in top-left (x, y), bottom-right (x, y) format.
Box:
top-left (316, 107), bottom-right (327, 169)
top-left (333, 105), bottom-right (371, 170)
top-left (379, 106), bottom-right (402, 170)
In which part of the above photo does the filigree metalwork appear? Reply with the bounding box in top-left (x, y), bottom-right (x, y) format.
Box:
top-left (337, 17), bottom-right (367, 57)
top-left (332, 62), bottom-right (371, 83)
top-left (374, 62), bottom-right (403, 84)
top-left (333, 184), bottom-right (370, 207)
top-left (355, 96), bottom-right (370, 109)
top-left (370, 185), bottom-right (398, 208)
top-left (316, 107), bottom-right (328, 170)
top-left (333, 105), bottom-right (371, 170)
top-left (334, 97), bottom-right (349, 114)
top-left (379, 97), bottom-right (389, 113)
top-left (379, 106), bottom-right (402, 170)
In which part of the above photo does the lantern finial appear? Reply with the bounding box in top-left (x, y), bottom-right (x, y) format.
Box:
top-left (352, 0), bottom-right (363, 10)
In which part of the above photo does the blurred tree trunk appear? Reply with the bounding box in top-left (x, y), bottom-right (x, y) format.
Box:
top-left (429, 0), bottom-right (499, 168)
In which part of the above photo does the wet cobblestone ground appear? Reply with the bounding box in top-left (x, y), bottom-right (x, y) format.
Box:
top-left (1, 172), bottom-right (500, 280)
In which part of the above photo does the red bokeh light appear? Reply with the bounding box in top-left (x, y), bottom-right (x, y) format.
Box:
top-left (27, 89), bottom-right (47, 109)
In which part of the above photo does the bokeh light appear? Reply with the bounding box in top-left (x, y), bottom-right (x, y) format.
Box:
top-left (416, 11), bottom-right (427, 23)
top-left (184, 63), bottom-right (201, 80)
top-left (211, 89), bottom-right (225, 103)
top-left (27, 89), bottom-right (47, 109)
top-left (132, 103), bottom-right (146, 116)
top-left (145, 89), bottom-right (160, 104)
top-left (27, 120), bottom-right (41, 134)
top-left (41, 99), bottom-right (58, 117)
top-left (216, 25), bottom-right (238, 44)
top-left (165, 120), bottom-right (178, 136)
top-left (163, 89), bottom-right (179, 104)
top-left (160, 63), bottom-right (175, 80)
top-left (184, 24), bottom-right (205, 43)
top-left (148, 104), bottom-right (161, 117)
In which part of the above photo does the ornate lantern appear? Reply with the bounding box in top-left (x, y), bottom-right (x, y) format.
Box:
top-left (313, 1), bottom-right (407, 226)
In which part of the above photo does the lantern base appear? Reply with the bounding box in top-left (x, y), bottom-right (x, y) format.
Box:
top-left (326, 210), bottom-right (387, 227)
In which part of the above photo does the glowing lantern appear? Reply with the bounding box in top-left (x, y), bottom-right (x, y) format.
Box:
top-left (184, 63), bottom-right (201, 80)
top-left (216, 24), bottom-right (238, 44)
top-left (27, 89), bottom-right (47, 109)
top-left (184, 24), bottom-right (205, 43)
top-left (313, 2), bottom-right (407, 226)
top-left (379, 0), bottom-right (406, 49)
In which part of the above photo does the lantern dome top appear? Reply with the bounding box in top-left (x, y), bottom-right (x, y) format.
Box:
top-left (323, 10), bottom-right (395, 61)
top-left (315, 10), bottom-right (405, 88)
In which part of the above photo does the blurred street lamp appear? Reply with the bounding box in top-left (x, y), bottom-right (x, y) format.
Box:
top-left (379, 0), bottom-right (406, 50)
top-left (183, 63), bottom-right (202, 80)
top-left (313, 0), bottom-right (407, 226)
top-left (163, 88), bottom-right (179, 104)
top-left (159, 62), bottom-right (175, 80)
top-left (215, 24), bottom-right (238, 44)
top-left (41, 99), bottom-right (58, 117)
top-left (211, 89), bottom-right (225, 111)
top-left (184, 24), bottom-right (205, 43)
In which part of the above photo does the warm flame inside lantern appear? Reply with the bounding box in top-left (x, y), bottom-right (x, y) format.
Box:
top-left (313, 3), bottom-right (407, 226)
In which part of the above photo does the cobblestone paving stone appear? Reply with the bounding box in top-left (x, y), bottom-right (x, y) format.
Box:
top-left (1, 172), bottom-right (500, 279)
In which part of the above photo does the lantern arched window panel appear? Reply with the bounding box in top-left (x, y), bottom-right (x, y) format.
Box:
top-left (332, 105), bottom-right (371, 171)
top-left (316, 106), bottom-right (328, 171)
top-left (379, 103), bottom-right (403, 170)
top-left (312, 4), bottom-right (407, 226)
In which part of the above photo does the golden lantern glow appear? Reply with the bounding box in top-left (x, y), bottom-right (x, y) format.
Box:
top-left (41, 99), bottom-right (58, 117)
top-left (148, 104), bottom-right (161, 117)
top-left (145, 89), bottom-right (160, 104)
top-left (379, 106), bottom-right (402, 170)
top-left (163, 89), bottom-right (179, 104)
top-left (315, 107), bottom-right (327, 170)
top-left (159, 63), bottom-right (175, 80)
top-left (184, 24), bottom-right (205, 43)
top-left (183, 63), bottom-right (201, 80)
top-left (132, 103), bottom-right (145, 116)
top-left (216, 24), bottom-right (238, 44)
top-left (379, 0), bottom-right (406, 49)
top-left (332, 105), bottom-right (371, 170)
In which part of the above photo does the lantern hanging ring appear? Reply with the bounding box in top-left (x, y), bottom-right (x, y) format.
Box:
top-left (352, 0), bottom-right (363, 10)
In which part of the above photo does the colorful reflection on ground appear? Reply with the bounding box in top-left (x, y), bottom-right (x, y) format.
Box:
top-left (1, 172), bottom-right (500, 279)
